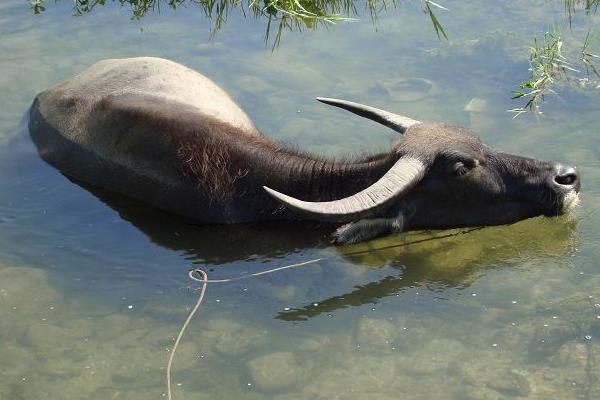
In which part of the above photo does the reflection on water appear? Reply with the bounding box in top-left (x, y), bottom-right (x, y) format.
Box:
top-left (2, 0), bottom-right (600, 398)
top-left (278, 218), bottom-right (580, 321)
top-left (28, 0), bottom-right (447, 47)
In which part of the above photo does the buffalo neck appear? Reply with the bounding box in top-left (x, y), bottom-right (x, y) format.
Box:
top-left (250, 146), bottom-right (398, 201)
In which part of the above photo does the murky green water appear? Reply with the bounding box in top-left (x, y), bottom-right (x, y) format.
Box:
top-left (1, 1), bottom-right (600, 399)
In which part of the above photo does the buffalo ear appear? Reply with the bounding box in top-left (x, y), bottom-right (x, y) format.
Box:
top-left (316, 97), bottom-right (421, 134)
top-left (263, 156), bottom-right (427, 222)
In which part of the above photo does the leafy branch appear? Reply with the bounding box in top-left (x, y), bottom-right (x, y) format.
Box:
top-left (509, 29), bottom-right (577, 117)
top-left (510, 26), bottom-right (600, 117)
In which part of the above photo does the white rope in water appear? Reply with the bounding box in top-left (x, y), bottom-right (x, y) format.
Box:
top-left (189, 258), bottom-right (323, 283)
top-left (166, 258), bottom-right (323, 400)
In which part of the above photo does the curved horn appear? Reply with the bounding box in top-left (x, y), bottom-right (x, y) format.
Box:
top-left (316, 97), bottom-right (421, 134)
top-left (263, 157), bottom-right (426, 222)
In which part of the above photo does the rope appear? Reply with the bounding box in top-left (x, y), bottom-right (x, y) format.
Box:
top-left (166, 269), bottom-right (207, 400)
top-left (166, 257), bottom-right (322, 400)
top-left (188, 258), bottom-right (323, 283)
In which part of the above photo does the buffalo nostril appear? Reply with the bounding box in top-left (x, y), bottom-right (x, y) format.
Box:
top-left (554, 166), bottom-right (578, 186)
top-left (555, 173), bottom-right (577, 185)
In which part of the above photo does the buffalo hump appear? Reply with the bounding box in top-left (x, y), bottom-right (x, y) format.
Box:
top-left (29, 57), bottom-right (267, 222)
top-left (32, 57), bottom-right (261, 142)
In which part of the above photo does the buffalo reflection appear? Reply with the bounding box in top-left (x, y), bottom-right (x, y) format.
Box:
top-left (276, 218), bottom-right (579, 321)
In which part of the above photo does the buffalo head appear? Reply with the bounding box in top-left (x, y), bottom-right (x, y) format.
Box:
top-left (264, 98), bottom-right (580, 244)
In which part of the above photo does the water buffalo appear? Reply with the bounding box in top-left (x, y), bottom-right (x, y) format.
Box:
top-left (28, 57), bottom-right (580, 244)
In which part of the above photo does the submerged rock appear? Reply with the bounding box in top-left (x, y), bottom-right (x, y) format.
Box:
top-left (366, 77), bottom-right (435, 103)
top-left (200, 317), bottom-right (267, 356)
top-left (492, 325), bottom-right (528, 350)
top-left (26, 323), bottom-right (71, 358)
top-left (300, 334), bottom-right (334, 352)
top-left (166, 341), bottom-right (201, 371)
top-left (528, 319), bottom-right (580, 360)
top-left (0, 266), bottom-right (63, 336)
top-left (0, 343), bottom-right (37, 380)
top-left (235, 75), bottom-right (273, 93)
top-left (486, 369), bottom-right (531, 397)
top-left (464, 97), bottom-right (489, 113)
top-left (549, 341), bottom-right (589, 368)
top-left (303, 354), bottom-right (400, 399)
top-left (356, 317), bottom-right (396, 349)
top-left (94, 313), bottom-right (133, 339)
top-left (461, 353), bottom-right (531, 397)
top-left (62, 318), bottom-right (94, 339)
top-left (247, 351), bottom-right (300, 392)
top-left (460, 384), bottom-right (507, 400)
top-left (397, 338), bottom-right (466, 375)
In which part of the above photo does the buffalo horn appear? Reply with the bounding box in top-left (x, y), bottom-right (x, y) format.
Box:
top-left (316, 97), bottom-right (421, 134)
top-left (263, 157), bottom-right (426, 221)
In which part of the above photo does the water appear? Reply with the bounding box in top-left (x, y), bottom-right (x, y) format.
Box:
top-left (1, 0), bottom-right (600, 398)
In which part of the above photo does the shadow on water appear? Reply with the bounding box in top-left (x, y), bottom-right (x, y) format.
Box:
top-left (73, 181), bottom-right (335, 264)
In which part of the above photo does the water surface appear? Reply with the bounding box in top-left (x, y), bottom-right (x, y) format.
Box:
top-left (1, 1), bottom-right (600, 399)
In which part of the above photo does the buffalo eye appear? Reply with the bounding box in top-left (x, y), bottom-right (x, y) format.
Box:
top-left (451, 159), bottom-right (479, 177)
